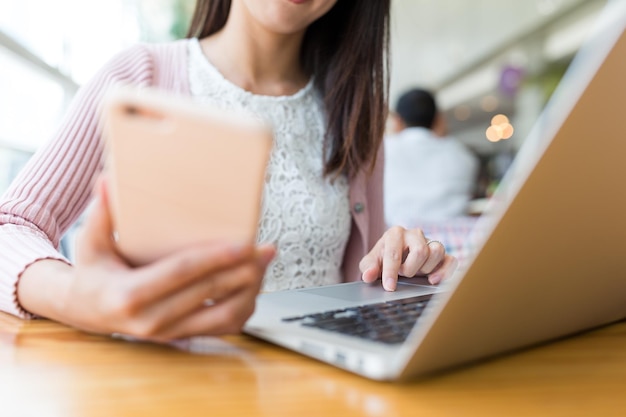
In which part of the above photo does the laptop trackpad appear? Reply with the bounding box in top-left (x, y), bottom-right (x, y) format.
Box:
top-left (299, 279), bottom-right (438, 303)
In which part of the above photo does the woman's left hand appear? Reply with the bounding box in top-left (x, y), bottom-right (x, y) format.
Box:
top-left (359, 226), bottom-right (458, 291)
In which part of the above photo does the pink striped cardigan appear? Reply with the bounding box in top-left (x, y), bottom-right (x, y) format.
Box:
top-left (0, 39), bottom-right (386, 318)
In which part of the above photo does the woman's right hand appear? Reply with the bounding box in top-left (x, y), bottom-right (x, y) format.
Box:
top-left (18, 180), bottom-right (274, 342)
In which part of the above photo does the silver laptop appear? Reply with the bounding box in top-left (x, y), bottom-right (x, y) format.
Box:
top-left (244, 1), bottom-right (626, 381)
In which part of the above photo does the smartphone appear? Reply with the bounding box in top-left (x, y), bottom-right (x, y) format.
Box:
top-left (102, 87), bottom-right (273, 266)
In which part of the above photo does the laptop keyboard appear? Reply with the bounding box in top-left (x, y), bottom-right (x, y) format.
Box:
top-left (281, 294), bottom-right (433, 345)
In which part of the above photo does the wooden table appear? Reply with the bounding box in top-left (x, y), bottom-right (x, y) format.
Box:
top-left (1, 313), bottom-right (625, 417)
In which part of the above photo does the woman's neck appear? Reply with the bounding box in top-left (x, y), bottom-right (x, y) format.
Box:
top-left (199, 3), bottom-right (309, 97)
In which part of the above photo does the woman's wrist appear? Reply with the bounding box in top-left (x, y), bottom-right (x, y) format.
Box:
top-left (17, 259), bottom-right (75, 322)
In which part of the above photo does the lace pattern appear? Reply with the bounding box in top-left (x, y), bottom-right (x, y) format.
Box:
top-left (187, 39), bottom-right (351, 291)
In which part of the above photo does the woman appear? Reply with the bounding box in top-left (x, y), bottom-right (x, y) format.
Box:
top-left (0, 0), bottom-right (456, 341)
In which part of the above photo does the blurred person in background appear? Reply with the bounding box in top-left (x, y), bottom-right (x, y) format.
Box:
top-left (384, 88), bottom-right (479, 227)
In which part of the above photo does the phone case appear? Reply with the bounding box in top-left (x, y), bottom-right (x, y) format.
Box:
top-left (102, 87), bottom-right (273, 266)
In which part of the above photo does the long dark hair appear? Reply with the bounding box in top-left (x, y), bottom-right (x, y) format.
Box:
top-left (187, 0), bottom-right (390, 177)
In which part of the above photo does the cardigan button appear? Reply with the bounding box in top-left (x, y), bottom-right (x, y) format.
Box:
top-left (353, 202), bottom-right (365, 213)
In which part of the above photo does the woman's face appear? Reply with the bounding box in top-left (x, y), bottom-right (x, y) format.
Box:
top-left (238, 0), bottom-right (339, 35)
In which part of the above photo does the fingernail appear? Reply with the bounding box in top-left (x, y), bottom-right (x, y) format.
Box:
top-left (359, 267), bottom-right (375, 283)
top-left (383, 276), bottom-right (396, 291)
top-left (256, 246), bottom-right (276, 266)
top-left (260, 249), bottom-right (276, 265)
top-left (231, 242), bottom-right (252, 256)
top-left (428, 274), bottom-right (441, 285)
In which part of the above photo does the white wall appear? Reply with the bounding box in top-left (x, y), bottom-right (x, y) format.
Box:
top-left (389, 0), bottom-right (585, 104)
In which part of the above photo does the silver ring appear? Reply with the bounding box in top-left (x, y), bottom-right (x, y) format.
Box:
top-left (426, 239), bottom-right (443, 247)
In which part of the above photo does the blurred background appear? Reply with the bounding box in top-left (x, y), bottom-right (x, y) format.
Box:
top-left (0, 0), bottom-right (608, 197)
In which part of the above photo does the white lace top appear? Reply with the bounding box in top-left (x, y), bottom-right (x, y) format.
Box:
top-left (187, 38), bottom-right (351, 291)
